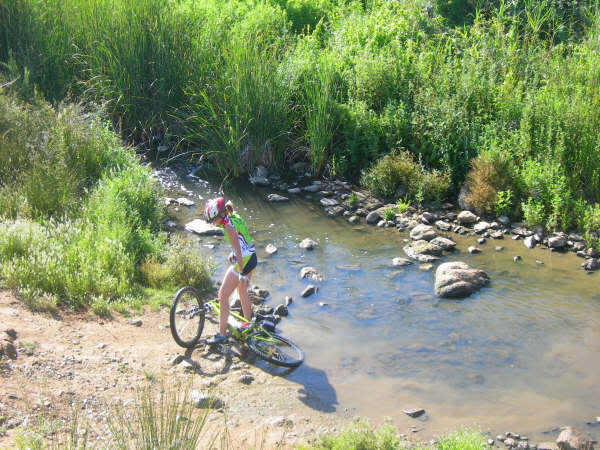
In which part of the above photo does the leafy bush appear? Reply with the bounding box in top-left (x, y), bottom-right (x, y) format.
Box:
top-left (361, 149), bottom-right (450, 204)
top-left (140, 236), bottom-right (214, 291)
top-left (495, 190), bottom-right (514, 218)
top-left (519, 159), bottom-right (573, 231)
top-left (465, 152), bottom-right (516, 216)
top-left (360, 150), bottom-right (420, 200)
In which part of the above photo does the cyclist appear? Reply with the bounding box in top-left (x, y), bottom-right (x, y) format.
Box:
top-left (204, 197), bottom-right (257, 344)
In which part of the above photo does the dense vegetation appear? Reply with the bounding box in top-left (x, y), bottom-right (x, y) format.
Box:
top-left (0, 85), bottom-right (212, 312)
top-left (2, 0), bottom-right (600, 238)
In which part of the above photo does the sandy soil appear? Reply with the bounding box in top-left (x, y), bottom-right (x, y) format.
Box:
top-left (0, 290), bottom-right (370, 449)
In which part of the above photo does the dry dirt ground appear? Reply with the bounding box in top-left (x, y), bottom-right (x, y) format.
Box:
top-left (0, 290), bottom-right (359, 449)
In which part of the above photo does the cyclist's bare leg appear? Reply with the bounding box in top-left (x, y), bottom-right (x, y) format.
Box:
top-left (237, 270), bottom-right (253, 321)
top-left (218, 266), bottom-right (239, 335)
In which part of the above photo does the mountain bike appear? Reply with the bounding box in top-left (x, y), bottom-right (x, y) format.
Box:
top-left (169, 286), bottom-right (304, 368)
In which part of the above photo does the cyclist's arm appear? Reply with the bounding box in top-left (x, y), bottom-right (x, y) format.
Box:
top-left (224, 222), bottom-right (244, 273)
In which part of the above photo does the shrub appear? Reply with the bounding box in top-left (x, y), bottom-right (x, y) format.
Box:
top-left (361, 149), bottom-right (450, 204)
top-left (519, 159), bottom-right (573, 231)
top-left (140, 236), bottom-right (214, 291)
top-left (360, 149), bottom-right (420, 200)
top-left (495, 190), bottom-right (514, 218)
top-left (521, 198), bottom-right (546, 228)
top-left (465, 152), bottom-right (516, 216)
top-left (108, 383), bottom-right (209, 450)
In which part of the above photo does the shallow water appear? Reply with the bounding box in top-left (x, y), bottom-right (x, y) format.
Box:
top-left (168, 171), bottom-right (600, 441)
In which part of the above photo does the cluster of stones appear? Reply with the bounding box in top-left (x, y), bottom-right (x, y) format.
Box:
top-left (254, 161), bottom-right (600, 274)
top-left (491, 426), bottom-right (596, 450)
top-left (229, 285), bottom-right (291, 326)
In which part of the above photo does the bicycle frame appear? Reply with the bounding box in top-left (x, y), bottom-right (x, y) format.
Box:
top-left (204, 299), bottom-right (267, 342)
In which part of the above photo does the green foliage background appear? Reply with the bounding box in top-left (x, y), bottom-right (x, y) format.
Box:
top-left (2, 0), bottom-right (600, 233)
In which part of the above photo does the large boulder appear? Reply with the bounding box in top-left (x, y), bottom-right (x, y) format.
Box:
top-left (403, 240), bottom-right (443, 263)
top-left (434, 262), bottom-right (490, 298)
top-left (410, 224), bottom-right (436, 241)
top-left (556, 427), bottom-right (594, 450)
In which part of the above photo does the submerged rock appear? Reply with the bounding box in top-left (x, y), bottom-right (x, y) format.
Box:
top-left (392, 257), bottom-right (413, 267)
top-left (434, 261), bottom-right (490, 298)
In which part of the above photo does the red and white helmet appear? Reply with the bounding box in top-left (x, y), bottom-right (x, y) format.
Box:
top-left (204, 197), bottom-right (225, 223)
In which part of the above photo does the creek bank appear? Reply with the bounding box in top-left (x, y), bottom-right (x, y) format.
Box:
top-left (235, 165), bottom-right (600, 278)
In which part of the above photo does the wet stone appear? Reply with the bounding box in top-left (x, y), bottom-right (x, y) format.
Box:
top-left (301, 285), bottom-right (318, 298)
top-left (299, 238), bottom-right (318, 250)
top-left (403, 408), bottom-right (425, 418)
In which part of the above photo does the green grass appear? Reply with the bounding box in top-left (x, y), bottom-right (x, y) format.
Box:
top-left (0, 86), bottom-right (213, 312)
top-left (2, 0), bottom-right (600, 230)
top-left (299, 421), bottom-right (487, 450)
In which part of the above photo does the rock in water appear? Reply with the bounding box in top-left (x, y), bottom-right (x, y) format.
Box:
top-left (434, 262), bottom-right (490, 298)
top-left (299, 238), bottom-right (318, 250)
top-left (403, 240), bottom-right (443, 263)
top-left (300, 266), bottom-right (324, 282)
top-left (185, 219), bottom-right (223, 236)
top-left (267, 194), bottom-right (289, 203)
top-left (410, 224), bottom-right (436, 241)
top-left (301, 285), bottom-right (318, 298)
top-left (556, 427), bottom-right (594, 450)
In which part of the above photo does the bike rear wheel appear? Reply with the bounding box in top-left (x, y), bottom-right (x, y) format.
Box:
top-left (170, 286), bottom-right (205, 348)
top-left (247, 332), bottom-right (304, 368)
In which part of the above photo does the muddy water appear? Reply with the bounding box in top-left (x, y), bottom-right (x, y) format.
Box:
top-left (169, 173), bottom-right (600, 441)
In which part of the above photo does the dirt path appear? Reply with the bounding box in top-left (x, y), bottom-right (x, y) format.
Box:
top-left (0, 290), bottom-right (357, 449)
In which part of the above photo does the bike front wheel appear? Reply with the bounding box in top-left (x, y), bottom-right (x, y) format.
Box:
top-left (247, 332), bottom-right (304, 368)
top-left (170, 286), bottom-right (205, 348)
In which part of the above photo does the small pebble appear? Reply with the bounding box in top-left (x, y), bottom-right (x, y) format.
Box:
top-left (514, 256), bottom-right (522, 262)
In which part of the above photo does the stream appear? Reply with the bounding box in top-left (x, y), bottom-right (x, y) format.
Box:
top-left (165, 168), bottom-right (600, 442)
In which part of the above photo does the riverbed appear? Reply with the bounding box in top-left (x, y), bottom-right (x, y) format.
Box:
top-left (166, 170), bottom-right (600, 442)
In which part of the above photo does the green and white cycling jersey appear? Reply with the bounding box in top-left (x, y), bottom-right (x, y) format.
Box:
top-left (220, 213), bottom-right (256, 268)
